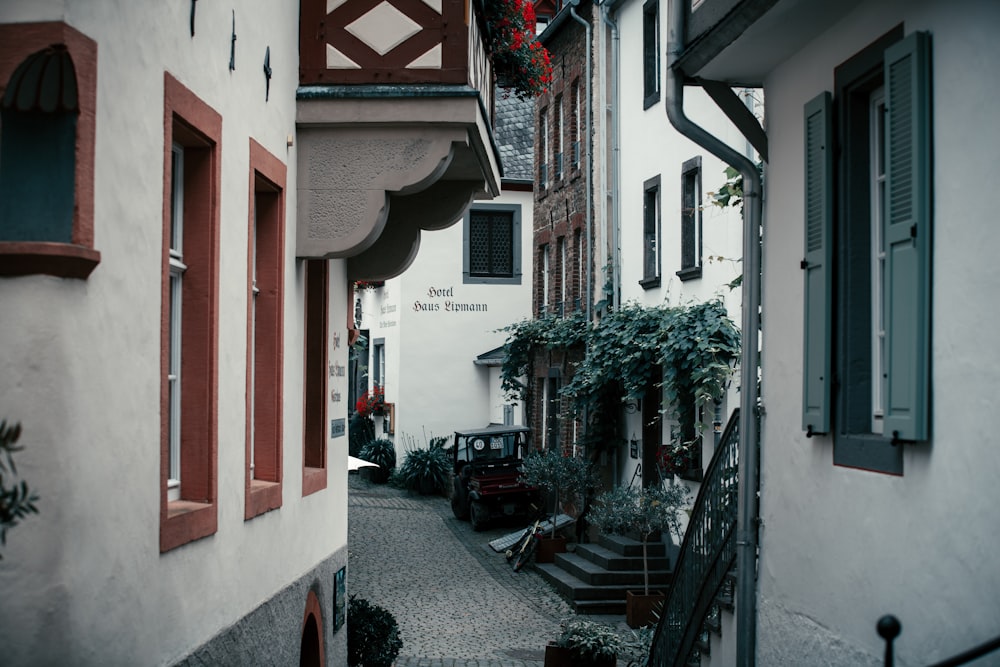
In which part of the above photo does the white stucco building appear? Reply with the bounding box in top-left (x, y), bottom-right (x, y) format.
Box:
top-left (0, 0), bottom-right (500, 664)
top-left (353, 91), bottom-right (535, 456)
top-left (646, 0), bottom-right (1000, 665)
top-left (602, 0), bottom-right (750, 491)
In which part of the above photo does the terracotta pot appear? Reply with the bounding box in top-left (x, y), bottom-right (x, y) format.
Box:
top-left (535, 535), bottom-right (567, 563)
top-left (626, 590), bottom-right (666, 629)
top-left (544, 644), bottom-right (616, 667)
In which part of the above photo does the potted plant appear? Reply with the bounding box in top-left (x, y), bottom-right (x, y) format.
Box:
top-left (519, 449), bottom-right (599, 562)
top-left (544, 618), bottom-right (625, 667)
top-left (356, 384), bottom-right (385, 417)
top-left (482, 0), bottom-right (553, 100)
top-left (588, 483), bottom-right (689, 628)
top-left (395, 437), bottom-right (451, 495)
top-left (347, 595), bottom-right (403, 667)
top-left (359, 438), bottom-right (396, 484)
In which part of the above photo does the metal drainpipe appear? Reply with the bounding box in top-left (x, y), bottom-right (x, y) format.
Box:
top-left (665, 1), bottom-right (762, 666)
top-left (599, 1), bottom-right (621, 311)
top-left (568, 2), bottom-right (592, 324)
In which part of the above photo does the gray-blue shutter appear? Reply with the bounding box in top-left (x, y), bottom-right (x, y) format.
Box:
top-left (802, 92), bottom-right (833, 435)
top-left (883, 32), bottom-right (931, 441)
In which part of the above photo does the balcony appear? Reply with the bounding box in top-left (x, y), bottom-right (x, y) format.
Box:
top-left (297, 0), bottom-right (502, 279)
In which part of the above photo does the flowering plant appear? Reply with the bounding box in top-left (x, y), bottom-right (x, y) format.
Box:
top-left (483, 0), bottom-right (553, 99)
top-left (356, 385), bottom-right (385, 417)
top-left (656, 442), bottom-right (694, 476)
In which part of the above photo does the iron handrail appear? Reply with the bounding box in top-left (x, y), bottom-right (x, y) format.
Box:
top-left (879, 615), bottom-right (1000, 667)
top-left (648, 409), bottom-right (741, 667)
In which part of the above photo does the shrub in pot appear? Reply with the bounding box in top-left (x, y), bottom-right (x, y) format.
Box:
top-left (519, 449), bottom-right (599, 561)
top-left (349, 413), bottom-right (376, 457)
top-left (395, 439), bottom-right (451, 495)
top-left (347, 595), bottom-right (403, 667)
top-left (544, 618), bottom-right (625, 667)
top-left (588, 483), bottom-right (689, 627)
top-left (359, 438), bottom-right (396, 483)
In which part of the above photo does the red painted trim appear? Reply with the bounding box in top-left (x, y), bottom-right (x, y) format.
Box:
top-left (0, 242), bottom-right (100, 278)
top-left (160, 73), bottom-right (222, 553)
top-left (302, 260), bottom-right (329, 497)
top-left (0, 22), bottom-right (99, 278)
top-left (301, 589), bottom-right (326, 666)
top-left (245, 139), bottom-right (287, 520)
top-left (298, 0), bottom-right (469, 84)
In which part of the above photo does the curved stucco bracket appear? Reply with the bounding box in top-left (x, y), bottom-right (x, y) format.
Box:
top-left (296, 128), bottom-right (461, 258)
top-left (347, 180), bottom-right (480, 282)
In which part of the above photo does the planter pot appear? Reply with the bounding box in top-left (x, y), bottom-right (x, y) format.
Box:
top-left (535, 535), bottom-right (567, 563)
top-left (544, 644), bottom-right (616, 667)
top-left (363, 466), bottom-right (391, 484)
top-left (418, 476), bottom-right (437, 495)
top-left (626, 590), bottom-right (665, 629)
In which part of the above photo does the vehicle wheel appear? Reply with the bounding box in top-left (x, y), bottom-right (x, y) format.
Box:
top-left (470, 501), bottom-right (489, 532)
top-left (451, 479), bottom-right (469, 520)
top-left (513, 538), bottom-right (536, 572)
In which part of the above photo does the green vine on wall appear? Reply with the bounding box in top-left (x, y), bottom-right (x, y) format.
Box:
top-left (499, 300), bottom-right (740, 449)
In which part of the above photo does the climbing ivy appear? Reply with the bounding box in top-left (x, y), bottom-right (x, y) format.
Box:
top-left (499, 300), bottom-right (740, 449)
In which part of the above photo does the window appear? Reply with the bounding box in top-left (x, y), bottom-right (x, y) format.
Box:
top-left (540, 244), bottom-right (550, 316)
top-left (545, 370), bottom-right (561, 451)
top-left (160, 72), bottom-right (222, 552)
top-left (245, 139), bottom-right (286, 520)
top-left (539, 108), bottom-right (549, 190)
top-left (556, 236), bottom-right (566, 316)
top-left (678, 156), bottom-right (702, 281)
top-left (373, 339), bottom-right (385, 390)
top-left (463, 204), bottom-right (521, 284)
top-left (641, 175), bottom-right (661, 288)
top-left (574, 229), bottom-right (583, 311)
top-left (801, 28), bottom-right (931, 475)
top-left (0, 23), bottom-right (99, 278)
top-left (555, 95), bottom-right (564, 182)
top-left (303, 259), bottom-right (329, 497)
top-left (642, 0), bottom-right (660, 109)
top-left (569, 79), bottom-right (583, 169)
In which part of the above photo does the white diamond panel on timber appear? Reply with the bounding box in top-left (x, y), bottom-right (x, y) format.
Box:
top-left (327, 44), bottom-right (362, 69)
top-left (407, 44), bottom-right (441, 69)
top-left (345, 2), bottom-right (423, 57)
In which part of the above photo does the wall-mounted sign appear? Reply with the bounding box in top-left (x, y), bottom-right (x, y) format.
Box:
top-left (330, 418), bottom-right (346, 438)
top-left (413, 285), bottom-right (488, 313)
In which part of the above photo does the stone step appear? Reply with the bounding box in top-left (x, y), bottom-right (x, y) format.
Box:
top-left (574, 542), bottom-right (671, 572)
top-left (573, 598), bottom-right (627, 615)
top-left (535, 563), bottom-right (635, 602)
top-left (553, 552), bottom-right (672, 587)
top-left (598, 533), bottom-right (667, 558)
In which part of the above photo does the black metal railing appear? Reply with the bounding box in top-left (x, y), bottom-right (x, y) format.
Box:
top-left (879, 615), bottom-right (1000, 667)
top-left (648, 409), bottom-right (741, 667)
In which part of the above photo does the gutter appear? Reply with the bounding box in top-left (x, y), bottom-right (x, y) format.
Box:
top-left (665, 2), bottom-right (762, 666)
top-left (598, 0), bottom-right (622, 311)
top-left (567, 0), bottom-right (593, 324)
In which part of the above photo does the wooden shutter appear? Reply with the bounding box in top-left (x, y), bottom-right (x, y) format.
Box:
top-left (801, 92), bottom-right (833, 435)
top-left (883, 32), bottom-right (931, 441)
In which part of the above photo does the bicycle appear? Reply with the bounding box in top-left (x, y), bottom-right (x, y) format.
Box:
top-left (505, 505), bottom-right (546, 572)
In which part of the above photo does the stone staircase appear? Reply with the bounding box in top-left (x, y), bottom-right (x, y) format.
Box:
top-left (534, 534), bottom-right (672, 615)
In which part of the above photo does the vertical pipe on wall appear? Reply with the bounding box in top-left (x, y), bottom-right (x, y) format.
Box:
top-left (568, 2), bottom-right (592, 324)
top-left (665, 1), bottom-right (762, 665)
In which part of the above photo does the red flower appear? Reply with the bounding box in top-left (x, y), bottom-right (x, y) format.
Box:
top-left (356, 385), bottom-right (385, 417)
top-left (484, 0), bottom-right (553, 100)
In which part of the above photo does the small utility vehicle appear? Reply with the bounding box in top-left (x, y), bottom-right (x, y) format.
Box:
top-left (450, 425), bottom-right (539, 531)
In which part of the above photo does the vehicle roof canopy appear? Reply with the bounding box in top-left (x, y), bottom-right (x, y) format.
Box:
top-left (454, 424), bottom-right (531, 438)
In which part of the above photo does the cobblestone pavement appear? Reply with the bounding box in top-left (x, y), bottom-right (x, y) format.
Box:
top-left (347, 474), bottom-right (631, 667)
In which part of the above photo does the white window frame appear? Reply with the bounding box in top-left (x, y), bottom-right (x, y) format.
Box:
top-left (167, 143), bottom-right (185, 502)
top-left (870, 88), bottom-right (886, 434)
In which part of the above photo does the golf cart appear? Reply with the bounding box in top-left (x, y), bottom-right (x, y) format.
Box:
top-left (450, 425), bottom-right (540, 531)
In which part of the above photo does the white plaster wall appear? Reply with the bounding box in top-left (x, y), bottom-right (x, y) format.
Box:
top-left (0, 1), bottom-right (348, 664)
top-left (390, 187), bottom-right (535, 453)
top-left (612, 0), bottom-right (747, 491)
top-left (756, 1), bottom-right (1000, 664)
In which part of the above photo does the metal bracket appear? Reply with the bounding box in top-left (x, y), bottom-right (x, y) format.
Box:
top-left (229, 10), bottom-right (237, 71)
top-left (263, 47), bottom-right (272, 101)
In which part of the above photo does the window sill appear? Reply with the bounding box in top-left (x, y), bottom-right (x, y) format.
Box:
top-left (303, 466), bottom-right (327, 497)
top-left (639, 276), bottom-right (661, 290)
top-left (245, 479), bottom-right (282, 520)
top-left (161, 500), bottom-right (216, 552)
top-left (643, 92), bottom-right (661, 110)
top-left (0, 242), bottom-right (100, 279)
top-left (676, 266), bottom-right (702, 282)
top-left (833, 433), bottom-right (903, 476)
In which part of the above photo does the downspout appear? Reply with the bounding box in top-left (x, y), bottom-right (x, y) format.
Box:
top-left (599, 0), bottom-right (622, 312)
top-left (665, 2), bottom-right (761, 666)
top-left (568, 2), bottom-right (592, 324)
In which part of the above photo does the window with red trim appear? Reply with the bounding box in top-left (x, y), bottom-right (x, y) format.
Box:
top-left (160, 73), bottom-right (221, 553)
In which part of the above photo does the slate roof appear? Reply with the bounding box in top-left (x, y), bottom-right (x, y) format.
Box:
top-left (494, 87), bottom-right (535, 182)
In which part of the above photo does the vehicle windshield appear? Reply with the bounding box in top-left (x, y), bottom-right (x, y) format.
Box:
top-left (455, 432), bottom-right (524, 465)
